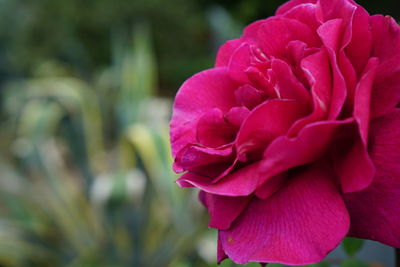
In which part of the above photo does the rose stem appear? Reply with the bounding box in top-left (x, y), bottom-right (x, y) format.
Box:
top-left (396, 248), bottom-right (400, 267)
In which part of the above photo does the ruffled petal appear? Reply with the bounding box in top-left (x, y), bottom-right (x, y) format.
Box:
top-left (236, 99), bottom-right (310, 159)
top-left (257, 17), bottom-right (320, 59)
top-left (215, 39), bottom-right (244, 67)
top-left (276, 0), bottom-right (317, 16)
top-left (234, 84), bottom-right (264, 110)
top-left (289, 49), bottom-right (331, 135)
top-left (345, 4), bottom-right (372, 76)
top-left (225, 106), bottom-right (250, 127)
top-left (370, 15), bottom-right (400, 118)
top-left (354, 57), bottom-right (379, 143)
top-left (344, 109), bottom-right (400, 248)
top-left (280, 3), bottom-right (320, 31)
top-left (174, 144), bottom-right (234, 176)
top-left (199, 191), bottom-right (251, 230)
top-left (170, 68), bottom-right (238, 156)
top-left (317, 19), bottom-right (347, 120)
top-left (260, 118), bottom-right (353, 184)
top-left (176, 162), bottom-right (261, 196)
top-left (196, 108), bottom-right (236, 148)
top-left (270, 58), bottom-right (311, 103)
top-left (220, 162), bottom-right (350, 265)
top-left (332, 125), bottom-right (375, 193)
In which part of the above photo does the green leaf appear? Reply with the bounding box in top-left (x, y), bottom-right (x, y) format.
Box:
top-left (342, 237), bottom-right (364, 256)
top-left (297, 260), bottom-right (331, 267)
top-left (340, 258), bottom-right (369, 267)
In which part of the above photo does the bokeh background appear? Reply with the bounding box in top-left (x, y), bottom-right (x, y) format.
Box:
top-left (0, 0), bottom-right (398, 266)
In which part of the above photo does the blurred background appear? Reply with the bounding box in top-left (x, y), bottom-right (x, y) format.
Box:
top-left (0, 0), bottom-right (398, 266)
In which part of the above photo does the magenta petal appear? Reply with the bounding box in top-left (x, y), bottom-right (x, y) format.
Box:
top-left (276, 0), bottom-right (317, 16)
top-left (345, 5), bottom-right (372, 75)
top-left (270, 59), bottom-right (311, 103)
top-left (220, 163), bottom-right (350, 265)
top-left (370, 15), bottom-right (400, 118)
top-left (317, 19), bottom-right (347, 120)
top-left (281, 3), bottom-right (320, 31)
top-left (335, 58), bottom-right (379, 193)
top-left (175, 145), bottom-right (233, 174)
top-left (170, 68), bottom-right (238, 156)
top-left (215, 39), bottom-right (244, 67)
top-left (176, 162), bottom-right (261, 196)
top-left (234, 84), bottom-right (264, 110)
top-left (289, 49), bottom-right (331, 135)
top-left (255, 172), bottom-right (287, 199)
top-left (217, 233), bottom-right (228, 263)
top-left (316, 0), bottom-right (356, 48)
top-left (236, 99), bottom-right (309, 158)
top-left (257, 18), bottom-right (320, 59)
top-left (225, 106), bottom-right (250, 127)
top-left (199, 191), bottom-right (251, 230)
top-left (228, 43), bottom-right (252, 84)
top-left (260, 119), bottom-right (353, 184)
top-left (196, 108), bottom-right (236, 147)
top-left (333, 132), bottom-right (375, 193)
top-left (354, 57), bottom-right (379, 143)
top-left (344, 109), bottom-right (400, 248)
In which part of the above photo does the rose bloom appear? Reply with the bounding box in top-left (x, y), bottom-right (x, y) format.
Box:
top-left (170, 0), bottom-right (400, 265)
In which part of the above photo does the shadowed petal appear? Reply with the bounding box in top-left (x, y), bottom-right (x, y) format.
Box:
top-left (370, 15), bottom-right (400, 118)
top-left (199, 191), bottom-right (251, 230)
top-left (344, 109), bottom-right (400, 248)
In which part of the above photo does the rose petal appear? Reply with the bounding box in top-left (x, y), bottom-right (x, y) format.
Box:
top-left (215, 39), bottom-right (244, 67)
top-left (289, 48), bottom-right (331, 135)
top-left (225, 106), bottom-right (250, 127)
top-left (281, 3), bottom-right (320, 31)
top-left (234, 84), bottom-right (264, 109)
top-left (257, 17), bottom-right (320, 59)
top-left (332, 124), bottom-right (375, 193)
top-left (270, 58), bottom-right (311, 103)
top-left (316, 0), bottom-right (356, 48)
top-left (170, 68), bottom-right (238, 156)
top-left (370, 15), bottom-right (400, 118)
top-left (276, 0), bottom-right (317, 16)
top-left (317, 19), bottom-right (347, 120)
top-left (228, 43), bottom-right (252, 84)
top-left (344, 109), bottom-right (400, 248)
top-left (196, 108), bottom-right (237, 148)
top-left (199, 191), bottom-right (251, 230)
top-left (260, 118), bottom-right (353, 184)
top-left (176, 162), bottom-right (261, 196)
top-left (174, 144), bottom-right (234, 176)
top-left (220, 162), bottom-right (350, 265)
top-left (354, 57), bottom-right (379, 143)
top-left (217, 233), bottom-right (228, 263)
top-left (255, 172), bottom-right (287, 199)
top-left (345, 5), bottom-right (372, 76)
top-left (236, 99), bottom-right (310, 159)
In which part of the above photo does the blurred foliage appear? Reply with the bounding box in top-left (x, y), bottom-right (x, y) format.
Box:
top-left (0, 25), bottom-right (212, 267)
top-left (343, 238), bottom-right (365, 257)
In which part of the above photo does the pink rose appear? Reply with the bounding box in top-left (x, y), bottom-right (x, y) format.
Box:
top-left (170, 0), bottom-right (400, 265)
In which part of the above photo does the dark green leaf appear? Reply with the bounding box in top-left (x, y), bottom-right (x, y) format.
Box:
top-left (340, 258), bottom-right (369, 267)
top-left (343, 237), bottom-right (365, 256)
